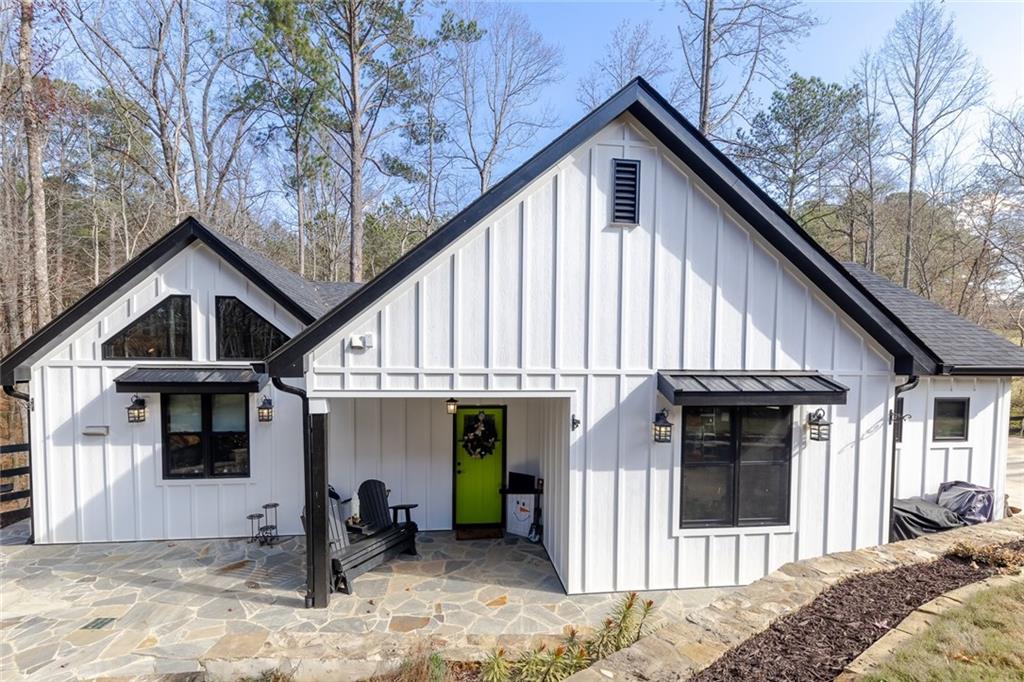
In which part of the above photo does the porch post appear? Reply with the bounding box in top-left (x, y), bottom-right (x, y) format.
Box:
top-left (307, 412), bottom-right (331, 607)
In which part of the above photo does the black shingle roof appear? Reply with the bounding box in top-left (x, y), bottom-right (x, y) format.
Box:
top-left (843, 262), bottom-right (1024, 373)
top-left (207, 228), bottom-right (361, 318)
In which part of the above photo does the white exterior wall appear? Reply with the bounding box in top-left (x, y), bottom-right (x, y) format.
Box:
top-left (895, 376), bottom-right (1011, 515)
top-left (28, 243), bottom-right (307, 543)
top-left (326, 397), bottom-right (571, 584)
top-left (304, 114), bottom-right (904, 593)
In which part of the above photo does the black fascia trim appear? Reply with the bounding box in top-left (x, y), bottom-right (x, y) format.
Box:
top-left (0, 216), bottom-right (315, 385)
top-left (115, 380), bottom-right (260, 394)
top-left (625, 88), bottom-right (937, 375)
top-left (264, 82), bottom-right (646, 377)
top-left (265, 77), bottom-right (937, 378)
top-left (0, 221), bottom-right (198, 384)
top-left (946, 365), bottom-right (1024, 377)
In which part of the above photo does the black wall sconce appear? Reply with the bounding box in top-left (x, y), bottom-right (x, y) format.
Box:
top-left (808, 408), bottom-right (831, 441)
top-left (571, 414), bottom-right (581, 431)
top-left (257, 396), bottom-right (274, 422)
top-left (446, 397), bottom-right (458, 415)
top-left (652, 409), bottom-right (674, 443)
top-left (126, 395), bottom-right (147, 423)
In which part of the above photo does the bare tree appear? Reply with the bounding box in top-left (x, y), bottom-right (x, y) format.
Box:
top-left (18, 0), bottom-right (50, 327)
top-left (847, 52), bottom-right (896, 270)
top-left (676, 0), bottom-right (817, 136)
top-left (61, 0), bottom-right (261, 223)
top-left (985, 102), bottom-right (1024, 187)
top-left (577, 20), bottom-right (677, 109)
top-left (450, 2), bottom-right (562, 193)
top-left (882, 0), bottom-right (987, 287)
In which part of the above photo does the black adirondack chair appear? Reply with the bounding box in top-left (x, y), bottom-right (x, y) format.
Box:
top-left (303, 480), bottom-right (418, 595)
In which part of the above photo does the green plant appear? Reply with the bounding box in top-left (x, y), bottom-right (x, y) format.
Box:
top-left (235, 671), bottom-right (294, 682)
top-left (372, 648), bottom-right (450, 682)
top-left (480, 593), bottom-right (657, 682)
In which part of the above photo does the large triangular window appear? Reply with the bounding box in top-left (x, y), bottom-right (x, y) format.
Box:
top-left (216, 296), bottom-right (288, 360)
top-left (102, 295), bottom-right (192, 360)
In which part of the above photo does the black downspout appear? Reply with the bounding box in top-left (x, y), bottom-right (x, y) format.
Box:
top-left (888, 375), bottom-right (919, 542)
top-left (271, 377), bottom-right (330, 608)
top-left (3, 384), bottom-right (34, 544)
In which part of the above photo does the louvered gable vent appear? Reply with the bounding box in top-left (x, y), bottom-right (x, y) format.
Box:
top-left (612, 158), bottom-right (641, 224)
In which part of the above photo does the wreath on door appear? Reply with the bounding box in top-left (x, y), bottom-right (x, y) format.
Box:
top-left (461, 411), bottom-right (499, 459)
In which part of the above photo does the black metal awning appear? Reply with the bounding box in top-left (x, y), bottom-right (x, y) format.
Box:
top-left (114, 366), bottom-right (266, 394)
top-left (657, 371), bottom-right (848, 406)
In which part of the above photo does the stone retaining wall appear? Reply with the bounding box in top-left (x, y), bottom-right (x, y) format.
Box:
top-left (569, 516), bottom-right (1024, 681)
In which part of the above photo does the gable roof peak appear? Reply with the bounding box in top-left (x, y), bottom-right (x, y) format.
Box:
top-left (264, 79), bottom-right (938, 378)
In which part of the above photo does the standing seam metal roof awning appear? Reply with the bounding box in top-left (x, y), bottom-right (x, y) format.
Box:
top-left (114, 366), bottom-right (266, 393)
top-left (657, 371), bottom-right (848, 406)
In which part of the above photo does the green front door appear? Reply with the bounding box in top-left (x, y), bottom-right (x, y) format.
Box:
top-left (454, 406), bottom-right (505, 525)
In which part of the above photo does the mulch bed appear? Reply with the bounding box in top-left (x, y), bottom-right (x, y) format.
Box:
top-left (693, 540), bottom-right (1024, 682)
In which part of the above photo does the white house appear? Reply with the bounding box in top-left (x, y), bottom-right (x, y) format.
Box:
top-left (4, 79), bottom-right (1021, 609)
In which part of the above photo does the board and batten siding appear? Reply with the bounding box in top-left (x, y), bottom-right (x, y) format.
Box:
top-left (306, 114), bottom-right (899, 593)
top-left (28, 243), bottom-right (307, 543)
top-left (325, 397), bottom-right (571, 585)
top-left (894, 376), bottom-right (1011, 507)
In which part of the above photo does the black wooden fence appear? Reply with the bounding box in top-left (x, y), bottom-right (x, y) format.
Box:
top-left (1, 442), bottom-right (31, 527)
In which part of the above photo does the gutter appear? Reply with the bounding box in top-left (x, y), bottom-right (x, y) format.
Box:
top-left (887, 375), bottom-right (919, 542)
top-left (3, 384), bottom-right (34, 544)
top-left (270, 376), bottom-right (317, 608)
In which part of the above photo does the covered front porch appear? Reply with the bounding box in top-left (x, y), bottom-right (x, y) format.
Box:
top-left (306, 395), bottom-right (573, 605)
top-left (0, 531), bottom-right (726, 680)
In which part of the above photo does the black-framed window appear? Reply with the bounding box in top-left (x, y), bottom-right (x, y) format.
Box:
top-left (894, 397), bottom-right (905, 444)
top-left (216, 296), bottom-right (288, 360)
top-left (681, 406), bottom-right (792, 528)
top-left (933, 398), bottom-right (969, 441)
top-left (215, 296), bottom-right (288, 360)
top-left (102, 295), bottom-right (192, 359)
top-left (162, 393), bottom-right (249, 478)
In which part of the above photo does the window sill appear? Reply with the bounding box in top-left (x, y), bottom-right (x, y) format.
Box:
top-left (156, 476), bottom-right (255, 487)
top-left (673, 523), bottom-right (795, 538)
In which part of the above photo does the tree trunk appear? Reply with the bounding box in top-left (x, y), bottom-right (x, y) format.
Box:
top-left (19, 0), bottom-right (50, 328)
top-left (903, 150), bottom-right (916, 288)
top-left (347, 6), bottom-right (364, 283)
top-left (294, 138), bottom-right (306, 277)
top-left (699, 0), bottom-right (714, 134)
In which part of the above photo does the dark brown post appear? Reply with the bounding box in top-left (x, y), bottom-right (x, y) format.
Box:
top-left (307, 412), bottom-right (331, 607)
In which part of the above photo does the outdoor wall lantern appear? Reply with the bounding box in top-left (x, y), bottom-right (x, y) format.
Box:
top-left (257, 396), bottom-right (274, 423)
top-left (571, 414), bottom-right (581, 431)
top-left (126, 395), bottom-right (147, 423)
top-left (807, 408), bottom-right (832, 441)
top-left (446, 398), bottom-right (459, 415)
top-left (652, 409), bottom-right (674, 443)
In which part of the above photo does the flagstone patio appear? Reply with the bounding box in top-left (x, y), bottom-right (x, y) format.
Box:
top-left (0, 532), bottom-right (728, 681)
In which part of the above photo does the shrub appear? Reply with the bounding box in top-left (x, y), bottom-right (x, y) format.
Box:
top-left (371, 648), bottom-right (451, 682)
top-left (947, 541), bottom-right (1024, 570)
top-left (480, 592), bottom-right (657, 682)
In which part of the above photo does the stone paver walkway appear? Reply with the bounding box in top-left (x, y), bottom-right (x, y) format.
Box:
top-left (0, 533), bottom-right (726, 681)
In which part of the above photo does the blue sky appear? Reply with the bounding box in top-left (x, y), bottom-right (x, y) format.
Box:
top-left (504, 0), bottom-right (1023, 160)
